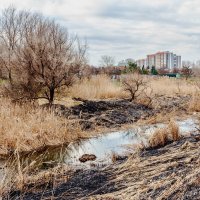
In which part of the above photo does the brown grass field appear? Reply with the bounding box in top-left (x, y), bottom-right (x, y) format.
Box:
top-left (0, 98), bottom-right (84, 157)
top-left (0, 75), bottom-right (200, 198)
top-left (0, 75), bottom-right (197, 156)
top-left (68, 75), bottom-right (198, 100)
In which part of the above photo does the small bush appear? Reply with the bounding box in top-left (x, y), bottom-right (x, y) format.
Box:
top-left (149, 121), bottom-right (180, 148)
top-left (168, 120), bottom-right (180, 141)
top-left (149, 128), bottom-right (168, 148)
top-left (122, 73), bottom-right (151, 102)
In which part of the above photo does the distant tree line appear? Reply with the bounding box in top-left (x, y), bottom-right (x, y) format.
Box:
top-left (84, 61), bottom-right (195, 80)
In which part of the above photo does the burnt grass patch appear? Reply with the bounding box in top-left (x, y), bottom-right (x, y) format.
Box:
top-left (50, 96), bottom-right (189, 130)
top-left (7, 169), bottom-right (117, 200)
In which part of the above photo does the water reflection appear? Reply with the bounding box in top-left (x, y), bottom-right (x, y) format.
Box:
top-left (63, 130), bottom-right (147, 167)
top-left (59, 118), bottom-right (199, 167)
top-left (1, 118), bottom-right (199, 173)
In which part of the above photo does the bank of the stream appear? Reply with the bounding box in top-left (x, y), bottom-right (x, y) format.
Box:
top-left (53, 95), bottom-right (190, 130)
top-left (2, 117), bottom-right (200, 199)
top-left (0, 95), bottom-right (190, 159)
top-left (6, 133), bottom-right (200, 200)
top-left (0, 95), bottom-right (196, 199)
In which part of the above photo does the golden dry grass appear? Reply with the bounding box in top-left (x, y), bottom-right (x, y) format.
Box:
top-left (68, 75), bottom-right (125, 100)
top-left (0, 157), bottom-right (71, 196)
top-left (149, 120), bottom-right (180, 148)
top-left (149, 76), bottom-right (197, 96)
top-left (0, 98), bottom-right (83, 156)
top-left (149, 128), bottom-right (169, 148)
top-left (189, 94), bottom-right (200, 112)
top-left (91, 137), bottom-right (200, 200)
top-left (168, 120), bottom-right (180, 141)
top-left (67, 75), bottom-right (197, 101)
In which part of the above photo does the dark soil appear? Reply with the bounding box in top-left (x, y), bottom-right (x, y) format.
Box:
top-left (50, 96), bottom-right (190, 130)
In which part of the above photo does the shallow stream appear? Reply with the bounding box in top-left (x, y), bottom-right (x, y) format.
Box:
top-left (0, 117), bottom-right (199, 181)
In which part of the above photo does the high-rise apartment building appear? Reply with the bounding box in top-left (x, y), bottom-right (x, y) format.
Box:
top-left (147, 54), bottom-right (156, 68)
top-left (136, 51), bottom-right (181, 70)
top-left (136, 59), bottom-right (147, 68)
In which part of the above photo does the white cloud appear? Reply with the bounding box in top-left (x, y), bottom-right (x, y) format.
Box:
top-left (0, 0), bottom-right (200, 65)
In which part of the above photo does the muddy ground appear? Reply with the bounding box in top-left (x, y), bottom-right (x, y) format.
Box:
top-left (7, 134), bottom-right (200, 200)
top-left (52, 95), bottom-right (190, 130)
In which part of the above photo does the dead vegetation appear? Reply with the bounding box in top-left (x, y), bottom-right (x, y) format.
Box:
top-left (122, 73), bottom-right (149, 102)
top-left (189, 94), bottom-right (200, 112)
top-left (1, 157), bottom-right (71, 198)
top-left (0, 98), bottom-right (84, 157)
top-left (68, 75), bottom-right (125, 100)
top-left (93, 136), bottom-right (200, 200)
top-left (67, 75), bottom-right (197, 101)
top-left (149, 120), bottom-right (180, 148)
top-left (7, 135), bottom-right (200, 200)
top-left (0, 7), bottom-right (87, 104)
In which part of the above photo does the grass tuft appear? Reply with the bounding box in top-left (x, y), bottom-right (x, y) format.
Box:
top-left (149, 120), bottom-right (180, 148)
top-left (189, 94), bottom-right (200, 112)
top-left (168, 120), bottom-right (180, 141)
top-left (0, 98), bottom-right (83, 156)
top-left (149, 128), bottom-right (168, 148)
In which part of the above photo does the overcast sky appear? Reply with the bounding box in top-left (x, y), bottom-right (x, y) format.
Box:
top-left (0, 0), bottom-right (200, 65)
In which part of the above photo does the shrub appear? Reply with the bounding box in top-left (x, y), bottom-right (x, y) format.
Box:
top-left (149, 121), bottom-right (180, 148)
top-left (122, 73), bottom-right (149, 102)
top-left (168, 120), bottom-right (180, 141)
top-left (149, 128), bottom-right (168, 148)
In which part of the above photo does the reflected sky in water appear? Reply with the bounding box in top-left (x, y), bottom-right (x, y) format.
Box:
top-left (0, 118), bottom-right (199, 174)
top-left (62, 118), bottom-right (199, 167)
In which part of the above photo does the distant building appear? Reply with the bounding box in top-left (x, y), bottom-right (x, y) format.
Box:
top-left (136, 59), bottom-right (147, 68)
top-left (147, 54), bottom-right (156, 68)
top-left (136, 51), bottom-right (182, 70)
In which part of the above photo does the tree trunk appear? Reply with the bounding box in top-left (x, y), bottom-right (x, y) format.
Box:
top-left (130, 91), bottom-right (135, 102)
top-left (49, 87), bottom-right (55, 105)
top-left (8, 70), bottom-right (12, 84)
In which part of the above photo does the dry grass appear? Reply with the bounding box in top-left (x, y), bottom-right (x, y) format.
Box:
top-left (168, 120), bottom-right (180, 141)
top-left (0, 98), bottom-right (83, 156)
top-left (149, 128), bottom-right (169, 148)
top-left (149, 120), bottom-right (180, 148)
top-left (149, 76), bottom-right (196, 96)
top-left (11, 136), bottom-right (200, 199)
top-left (91, 137), bottom-right (200, 200)
top-left (67, 75), bottom-right (197, 101)
top-left (189, 94), bottom-right (200, 112)
top-left (0, 154), bottom-right (71, 196)
top-left (68, 75), bottom-right (125, 100)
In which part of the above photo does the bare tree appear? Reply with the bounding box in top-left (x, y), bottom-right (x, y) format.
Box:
top-left (99, 55), bottom-right (115, 67)
top-left (0, 7), bottom-right (22, 82)
top-left (122, 73), bottom-right (150, 102)
top-left (181, 66), bottom-right (193, 80)
top-left (0, 7), bottom-right (87, 104)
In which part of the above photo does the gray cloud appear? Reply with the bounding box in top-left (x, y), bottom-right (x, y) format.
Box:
top-left (0, 0), bottom-right (200, 65)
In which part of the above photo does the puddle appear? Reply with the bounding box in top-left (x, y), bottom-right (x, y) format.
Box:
top-left (0, 118), bottom-right (199, 176)
top-left (63, 130), bottom-right (146, 167)
top-left (14, 118), bottom-right (196, 169)
top-left (61, 118), bottom-right (199, 167)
